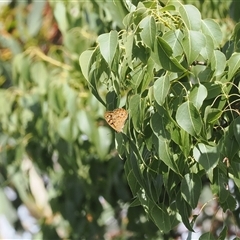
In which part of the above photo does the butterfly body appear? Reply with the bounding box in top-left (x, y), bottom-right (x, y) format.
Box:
top-left (104, 108), bottom-right (128, 132)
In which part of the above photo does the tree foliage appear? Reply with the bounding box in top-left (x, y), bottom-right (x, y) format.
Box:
top-left (80, 0), bottom-right (240, 238)
top-left (0, 0), bottom-right (240, 239)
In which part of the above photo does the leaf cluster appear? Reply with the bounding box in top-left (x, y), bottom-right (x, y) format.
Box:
top-left (0, 1), bottom-right (160, 239)
top-left (80, 1), bottom-right (240, 237)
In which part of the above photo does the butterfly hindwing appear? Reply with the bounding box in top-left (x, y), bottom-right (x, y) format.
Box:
top-left (104, 108), bottom-right (128, 132)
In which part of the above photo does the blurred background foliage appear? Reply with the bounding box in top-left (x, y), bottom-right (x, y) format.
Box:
top-left (0, 0), bottom-right (239, 239)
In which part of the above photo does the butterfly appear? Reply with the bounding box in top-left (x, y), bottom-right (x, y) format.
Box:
top-left (104, 108), bottom-right (128, 132)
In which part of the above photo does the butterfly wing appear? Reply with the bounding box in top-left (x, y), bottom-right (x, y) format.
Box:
top-left (104, 108), bottom-right (128, 132)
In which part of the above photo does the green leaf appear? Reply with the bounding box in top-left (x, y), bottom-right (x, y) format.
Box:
top-left (48, 86), bottom-right (65, 114)
top-left (125, 169), bottom-right (141, 196)
top-left (76, 110), bottom-right (94, 140)
top-left (128, 65), bottom-right (146, 90)
top-left (204, 106), bottom-right (222, 124)
top-left (200, 34), bottom-right (214, 60)
top-left (150, 203), bottom-right (172, 233)
top-left (0, 188), bottom-right (18, 224)
top-left (58, 116), bottom-right (79, 142)
top-left (105, 91), bottom-right (118, 110)
top-left (179, 129), bottom-right (191, 157)
top-left (94, 126), bottom-right (112, 159)
top-left (97, 30), bottom-right (118, 67)
top-left (27, 1), bottom-right (45, 37)
top-left (233, 117), bottom-right (240, 146)
top-left (0, 32), bottom-right (22, 55)
top-left (12, 54), bottom-right (31, 86)
top-left (198, 66), bottom-right (214, 83)
top-left (189, 84), bottom-right (207, 110)
top-left (227, 53), bottom-right (240, 80)
top-left (203, 83), bottom-right (222, 100)
top-left (176, 192), bottom-right (194, 231)
top-left (193, 143), bottom-right (219, 174)
top-left (80, 48), bottom-right (107, 106)
top-left (155, 37), bottom-right (186, 72)
top-left (63, 85), bottom-right (78, 116)
top-left (103, 1), bottom-right (127, 28)
top-left (151, 113), bottom-right (180, 174)
top-left (199, 232), bottom-right (215, 240)
top-left (163, 30), bottom-right (184, 57)
top-left (128, 147), bottom-right (146, 189)
top-left (139, 15), bottom-right (156, 50)
top-left (210, 50), bottom-right (226, 76)
top-left (129, 94), bottom-right (142, 131)
top-left (218, 226), bottom-right (227, 240)
top-left (181, 173), bottom-right (202, 208)
top-left (30, 62), bottom-right (48, 94)
top-left (182, 30), bottom-right (206, 64)
top-left (79, 50), bottom-right (94, 81)
top-left (176, 101), bottom-right (203, 136)
top-left (212, 169), bottom-right (237, 211)
top-left (179, 5), bottom-right (202, 31)
top-left (232, 22), bottom-right (240, 52)
top-left (64, 28), bottom-right (90, 54)
top-left (122, 32), bottom-right (134, 67)
top-left (151, 112), bottom-right (170, 139)
top-left (220, 194), bottom-right (237, 212)
top-left (153, 76), bottom-right (170, 106)
top-left (142, 170), bottom-right (158, 202)
top-left (213, 169), bottom-right (230, 204)
top-left (128, 197), bottom-right (141, 208)
top-left (221, 124), bottom-right (239, 160)
top-left (54, 2), bottom-right (68, 34)
top-left (201, 19), bottom-right (222, 48)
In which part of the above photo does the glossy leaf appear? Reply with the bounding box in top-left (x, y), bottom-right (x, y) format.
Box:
top-left (200, 34), bottom-right (214, 60)
top-left (150, 203), bottom-right (172, 233)
top-left (79, 50), bottom-right (94, 81)
top-left (155, 37), bottom-right (186, 72)
top-left (129, 94), bottom-right (142, 131)
top-left (97, 30), bottom-right (118, 67)
top-left (139, 15), bottom-right (156, 50)
top-left (151, 113), bottom-right (180, 174)
top-left (153, 76), bottom-right (170, 106)
top-left (176, 101), bottom-right (203, 136)
top-left (193, 143), bottom-right (219, 173)
top-left (163, 30), bottom-right (184, 57)
top-left (179, 4), bottom-right (202, 31)
top-left (210, 50), bottom-right (226, 76)
top-left (182, 30), bottom-right (206, 64)
top-left (201, 19), bottom-right (222, 48)
top-left (122, 32), bottom-right (134, 67)
top-left (181, 173), bottom-right (202, 208)
top-left (125, 169), bottom-right (141, 196)
top-left (227, 53), bottom-right (240, 80)
top-left (204, 106), bottom-right (222, 124)
top-left (176, 192), bottom-right (194, 231)
top-left (2, 1), bottom-right (240, 238)
top-left (188, 84), bottom-right (207, 110)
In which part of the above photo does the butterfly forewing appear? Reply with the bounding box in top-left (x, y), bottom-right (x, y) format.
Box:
top-left (104, 108), bottom-right (128, 132)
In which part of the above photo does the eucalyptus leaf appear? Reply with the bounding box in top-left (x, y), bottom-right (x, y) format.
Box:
top-left (176, 101), bottom-right (203, 136)
top-left (179, 4), bottom-right (202, 31)
top-left (97, 30), bottom-right (118, 67)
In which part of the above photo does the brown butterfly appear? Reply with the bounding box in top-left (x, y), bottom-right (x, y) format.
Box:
top-left (104, 108), bottom-right (128, 132)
